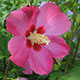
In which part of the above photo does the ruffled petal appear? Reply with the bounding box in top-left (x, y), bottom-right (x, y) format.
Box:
top-left (29, 47), bottom-right (53, 75)
top-left (44, 36), bottom-right (70, 59)
top-left (37, 2), bottom-right (71, 36)
top-left (8, 36), bottom-right (30, 66)
top-left (21, 6), bottom-right (40, 26)
top-left (22, 59), bottom-right (33, 74)
top-left (6, 10), bottom-right (29, 36)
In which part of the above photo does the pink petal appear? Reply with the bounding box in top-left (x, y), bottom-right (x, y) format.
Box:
top-left (58, 58), bottom-right (63, 62)
top-left (22, 59), bottom-right (33, 74)
top-left (44, 36), bottom-right (70, 59)
top-left (6, 10), bottom-right (29, 36)
top-left (37, 2), bottom-right (61, 28)
top-left (37, 2), bottom-right (71, 36)
top-left (29, 47), bottom-right (53, 75)
top-left (21, 6), bottom-right (40, 26)
top-left (8, 36), bottom-right (30, 66)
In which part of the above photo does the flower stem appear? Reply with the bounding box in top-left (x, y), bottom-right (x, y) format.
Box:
top-left (71, 33), bottom-right (80, 67)
top-left (3, 57), bottom-right (6, 73)
top-left (64, 13), bottom-right (75, 74)
top-left (3, 59), bottom-right (12, 80)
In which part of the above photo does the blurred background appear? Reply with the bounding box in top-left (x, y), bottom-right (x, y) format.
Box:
top-left (0, 0), bottom-right (80, 80)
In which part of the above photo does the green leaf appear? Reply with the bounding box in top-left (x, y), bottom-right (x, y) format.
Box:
top-left (71, 0), bottom-right (75, 3)
top-left (61, 2), bottom-right (73, 11)
top-left (0, 32), bottom-right (7, 53)
top-left (62, 2), bottom-right (72, 8)
top-left (66, 0), bottom-right (70, 2)
top-left (58, 60), bottom-right (80, 80)
top-left (0, 72), bottom-right (4, 79)
top-left (0, 32), bottom-right (10, 56)
top-left (3, 1), bottom-right (12, 6)
top-left (58, 76), bottom-right (68, 80)
top-left (76, 14), bottom-right (80, 24)
top-left (55, 58), bottom-right (61, 67)
top-left (53, 64), bottom-right (59, 70)
top-left (0, 12), bottom-right (3, 17)
top-left (73, 3), bottom-right (80, 10)
top-left (49, 0), bottom-right (58, 3)
top-left (49, 70), bottom-right (63, 80)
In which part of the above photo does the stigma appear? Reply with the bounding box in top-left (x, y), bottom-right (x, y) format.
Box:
top-left (28, 32), bottom-right (50, 45)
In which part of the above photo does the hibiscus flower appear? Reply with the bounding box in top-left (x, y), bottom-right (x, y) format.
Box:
top-left (6, 2), bottom-right (71, 75)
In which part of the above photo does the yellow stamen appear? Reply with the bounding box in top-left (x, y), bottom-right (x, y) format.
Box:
top-left (28, 32), bottom-right (50, 45)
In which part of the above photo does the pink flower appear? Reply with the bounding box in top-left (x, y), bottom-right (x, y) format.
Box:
top-left (6, 2), bottom-right (71, 75)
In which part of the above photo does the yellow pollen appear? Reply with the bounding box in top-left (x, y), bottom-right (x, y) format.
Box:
top-left (28, 32), bottom-right (50, 45)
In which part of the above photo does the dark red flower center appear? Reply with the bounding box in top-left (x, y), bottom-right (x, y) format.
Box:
top-left (25, 25), bottom-right (50, 51)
